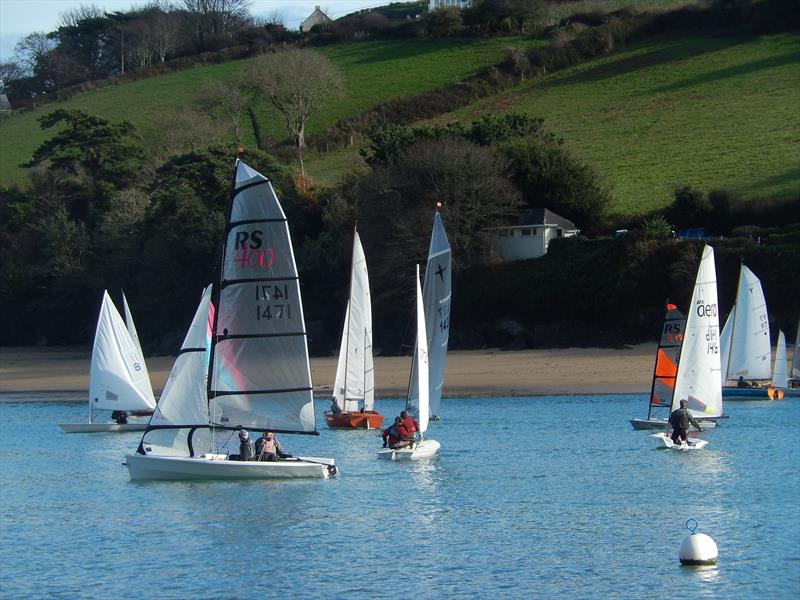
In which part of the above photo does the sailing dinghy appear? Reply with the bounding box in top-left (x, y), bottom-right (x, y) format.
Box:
top-left (651, 245), bottom-right (723, 450)
top-left (126, 160), bottom-right (336, 480)
top-left (59, 291), bottom-right (156, 433)
top-left (720, 265), bottom-right (782, 400)
top-left (324, 229), bottom-right (383, 430)
top-left (409, 209), bottom-right (451, 421)
top-left (377, 265), bottom-right (440, 460)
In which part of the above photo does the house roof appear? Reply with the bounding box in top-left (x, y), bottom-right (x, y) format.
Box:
top-left (516, 208), bottom-right (577, 229)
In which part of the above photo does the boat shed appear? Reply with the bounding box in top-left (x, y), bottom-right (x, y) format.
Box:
top-left (300, 6), bottom-right (333, 32)
top-left (485, 208), bottom-right (580, 261)
top-left (429, 0), bottom-right (471, 9)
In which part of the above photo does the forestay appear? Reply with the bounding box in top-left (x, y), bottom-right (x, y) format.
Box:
top-left (207, 160), bottom-right (316, 433)
top-left (333, 231), bottom-right (375, 412)
top-left (139, 286), bottom-right (214, 457)
top-left (408, 211), bottom-right (451, 419)
top-left (413, 265), bottom-right (430, 435)
top-left (90, 291), bottom-right (156, 412)
top-left (724, 265), bottom-right (771, 380)
top-left (671, 245), bottom-right (723, 419)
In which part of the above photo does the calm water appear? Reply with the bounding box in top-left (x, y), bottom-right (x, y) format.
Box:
top-left (1, 393), bottom-right (798, 599)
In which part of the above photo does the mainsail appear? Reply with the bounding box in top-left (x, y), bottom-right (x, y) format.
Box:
top-left (90, 291), bottom-right (156, 414)
top-left (333, 231), bottom-right (375, 412)
top-left (139, 286), bottom-right (214, 457)
top-left (671, 245), bottom-right (723, 419)
top-left (723, 265), bottom-right (771, 380)
top-left (207, 160), bottom-right (316, 433)
top-left (413, 265), bottom-right (430, 435)
top-left (793, 321), bottom-right (800, 379)
top-left (408, 211), bottom-right (451, 419)
top-left (772, 330), bottom-right (788, 389)
top-left (647, 303), bottom-right (685, 419)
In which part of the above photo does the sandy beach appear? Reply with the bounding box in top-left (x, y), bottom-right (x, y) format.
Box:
top-left (0, 345), bottom-right (663, 398)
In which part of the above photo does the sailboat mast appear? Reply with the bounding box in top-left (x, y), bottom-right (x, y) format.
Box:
top-left (205, 157), bottom-right (240, 422)
top-left (342, 229), bottom-right (358, 408)
top-left (724, 264), bottom-right (744, 383)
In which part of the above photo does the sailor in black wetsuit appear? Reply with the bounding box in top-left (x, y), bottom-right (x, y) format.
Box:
top-left (668, 399), bottom-right (703, 445)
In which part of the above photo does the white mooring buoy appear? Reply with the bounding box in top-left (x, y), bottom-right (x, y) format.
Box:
top-left (679, 518), bottom-right (718, 566)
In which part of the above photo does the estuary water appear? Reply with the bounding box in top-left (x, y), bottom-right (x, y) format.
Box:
top-left (0, 393), bottom-right (798, 599)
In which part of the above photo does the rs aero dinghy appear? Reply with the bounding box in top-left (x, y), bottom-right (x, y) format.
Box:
top-left (377, 265), bottom-right (440, 460)
top-left (651, 245), bottom-right (723, 451)
top-left (125, 160), bottom-right (336, 480)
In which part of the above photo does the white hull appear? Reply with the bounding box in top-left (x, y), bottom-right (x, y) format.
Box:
top-left (377, 439), bottom-right (440, 461)
top-left (629, 418), bottom-right (717, 431)
top-left (651, 432), bottom-right (709, 450)
top-left (125, 453), bottom-right (336, 480)
top-left (60, 422), bottom-right (149, 433)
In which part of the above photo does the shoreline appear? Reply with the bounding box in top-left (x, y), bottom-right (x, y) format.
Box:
top-left (0, 345), bottom-right (661, 399)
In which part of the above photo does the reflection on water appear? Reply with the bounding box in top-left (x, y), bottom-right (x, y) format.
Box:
top-left (0, 394), bottom-right (798, 598)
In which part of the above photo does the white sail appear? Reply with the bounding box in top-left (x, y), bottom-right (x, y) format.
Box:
top-left (90, 291), bottom-right (156, 413)
top-left (725, 265), bottom-right (771, 380)
top-left (208, 160), bottom-right (315, 433)
top-left (122, 290), bottom-right (152, 399)
top-left (672, 245), bottom-right (723, 419)
top-left (772, 330), bottom-right (788, 389)
top-left (408, 211), bottom-right (451, 418)
top-left (332, 231), bottom-right (374, 412)
top-left (139, 286), bottom-right (214, 457)
top-left (414, 265), bottom-right (430, 434)
top-left (719, 309), bottom-right (733, 385)
top-left (793, 321), bottom-right (800, 379)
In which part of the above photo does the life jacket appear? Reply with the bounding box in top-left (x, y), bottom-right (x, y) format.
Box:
top-left (401, 417), bottom-right (417, 434)
top-left (670, 408), bottom-right (692, 430)
top-left (261, 437), bottom-right (276, 454)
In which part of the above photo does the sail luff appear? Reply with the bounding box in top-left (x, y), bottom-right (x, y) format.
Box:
top-left (122, 290), bottom-right (153, 403)
top-left (792, 320), bottom-right (800, 379)
top-left (719, 308), bottom-right (733, 385)
top-left (671, 245), bottom-right (722, 418)
top-left (415, 265), bottom-right (430, 434)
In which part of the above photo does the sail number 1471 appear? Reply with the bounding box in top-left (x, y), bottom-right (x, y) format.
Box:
top-left (255, 284), bottom-right (292, 321)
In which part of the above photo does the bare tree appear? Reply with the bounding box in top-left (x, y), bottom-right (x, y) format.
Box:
top-left (155, 107), bottom-right (230, 158)
top-left (14, 32), bottom-right (57, 77)
top-left (0, 61), bottom-right (24, 92)
top-left (182, 0), bottom-right (252, 48)
top-left (58, 4), bottom-right (105, 28)
top-left (506, 46), bottom-right (529, 81)
top-left (248, 48), bottom-right (343, 150)
top-left (152, 12), bottom-right (179, 62)
top-left (201, 80), bottom-right (247, 143)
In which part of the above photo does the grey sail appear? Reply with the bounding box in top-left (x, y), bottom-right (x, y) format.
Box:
top-left (207, 160), bottom-right (316, 433)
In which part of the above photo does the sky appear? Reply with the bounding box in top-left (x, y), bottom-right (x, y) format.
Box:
top-left (0, 0), bottom-right (394, 61)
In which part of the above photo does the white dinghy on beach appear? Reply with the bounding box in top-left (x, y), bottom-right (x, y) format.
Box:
top-left (377, 265), bottom-right (440, 461)
top-left (126, 159), bottom-right (336, 480)
top-left (651, 245), bottom-right (722, 451)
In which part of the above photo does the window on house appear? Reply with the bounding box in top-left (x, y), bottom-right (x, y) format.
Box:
top-left (521, 228), bottom-right (532, 236)
top-left (498, 230), bottom-right (509, 237)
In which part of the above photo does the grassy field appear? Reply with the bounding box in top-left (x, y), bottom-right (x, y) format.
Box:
top-left (421, 31), bottom-right (800, 215)
top-left (0, 37), bottom-right (539, 184)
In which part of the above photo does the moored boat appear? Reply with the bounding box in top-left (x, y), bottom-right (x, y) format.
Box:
top-left (323, 228), bottom-right (382, 430)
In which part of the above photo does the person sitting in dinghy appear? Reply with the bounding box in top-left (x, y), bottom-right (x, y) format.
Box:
top-left (331, 398), bottom-right (343, 414)
top-left (111, 410), bottom-right (128, 424)
top-left (382, 417), bottom-right (413, 449)
top-left (400, 411), bottom-right (419, 437)
top-left (237, 429), bottom-right (254, 461)
top-left (255, 431), bottom-right (292, 461)
top-left (668, 399), bottom-right (703, 445)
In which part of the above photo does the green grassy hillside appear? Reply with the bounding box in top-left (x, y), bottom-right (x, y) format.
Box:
top-left (0, 37), bottom-right (538, 184)
top-left (429, 31), bottom-right (800, 214)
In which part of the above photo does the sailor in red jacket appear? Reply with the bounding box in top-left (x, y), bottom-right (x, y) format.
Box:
top-left (382, 417), bottom-right (412, 449)
top-left (400, 410), bottom-right (419, 436)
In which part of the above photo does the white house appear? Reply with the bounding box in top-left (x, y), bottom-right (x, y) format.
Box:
top-left (300, 6), bottom-right (332, 32)
top-left (429, 0), bottom-right (471, 10)
top-left (486, 208), bottom-right (580, 261)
